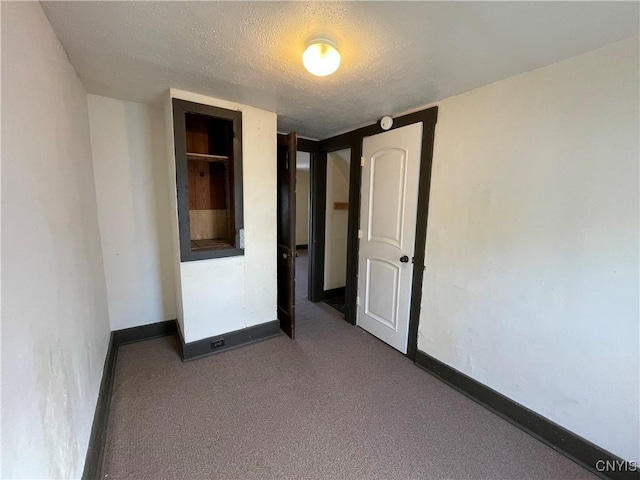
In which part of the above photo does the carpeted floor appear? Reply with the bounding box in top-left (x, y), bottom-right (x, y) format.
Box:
top-left (102, 252), bottom-right (595, 480)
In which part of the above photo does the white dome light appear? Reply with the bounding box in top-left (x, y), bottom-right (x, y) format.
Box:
top-left (302, 35), bottom-right (341, 77)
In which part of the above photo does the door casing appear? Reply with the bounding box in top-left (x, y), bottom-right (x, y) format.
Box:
top-left (296, 138), bottom-right (320, 302)
top-left (358, 122), bottom-right (424, 354)
top-left (314, 107), bottom-right (438, 360)
top-left (276, 136), bottom-right (321, 306)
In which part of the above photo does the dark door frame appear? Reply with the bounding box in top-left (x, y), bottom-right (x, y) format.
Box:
top-left (289, 137), bottom-right (320, 303)
top-left (172, 99), bottom-right (245, 262)
top-left (307, 145), bottom-right (354, 304)
top-left (316, 107), bottom-right (439, 360)
top-left (307, 146), bottom-right (326, 303)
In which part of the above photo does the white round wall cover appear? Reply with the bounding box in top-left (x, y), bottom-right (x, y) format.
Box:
top-left (380, 116), bottom-right (393, 130)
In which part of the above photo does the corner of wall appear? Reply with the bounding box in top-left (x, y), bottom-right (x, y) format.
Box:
top-left (164, 91), bottom-right (185, 338)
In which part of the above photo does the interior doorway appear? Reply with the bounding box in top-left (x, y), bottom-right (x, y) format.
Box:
top-left (322, 148), bottom-right (351, 315)
top-left (357, 123), bottom-right (423, 353)
top-left (295, 151), bottom-right (311, 301)
top-left (278, 106), bottom-right (437, 359)
top-left (306, 106), bottom-right (438, 359)
top-left (277, 134), bottom-right (326, 339)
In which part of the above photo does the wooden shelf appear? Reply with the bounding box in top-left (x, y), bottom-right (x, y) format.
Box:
top-left (187, 152), bottom-right (229, 163)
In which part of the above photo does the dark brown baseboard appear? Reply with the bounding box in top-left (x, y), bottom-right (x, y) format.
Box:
top-left (85, 323), bottom-right (636, 480)
top-left (85, 319), bottom-right (282, 477)
top-left (82, 334), bottom-right (116, 480)
top-left (322, 286), bottom-right (345, 300)
top-left (83, 320), bottom-right (177, 480)
top-left (112, 319), bottom-right (177, 345)
top-left (179, 320), bottom-right (280, 361)
top-left (414, 350), bottom-right (638, 480)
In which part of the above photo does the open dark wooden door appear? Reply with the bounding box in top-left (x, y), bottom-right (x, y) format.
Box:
top-left (277, 133), bottom-right (297, 338)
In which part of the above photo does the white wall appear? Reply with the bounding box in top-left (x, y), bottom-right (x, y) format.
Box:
top-left (324, 149), bottom-right (350, 290)
top-left (419, 38), bottom-right (639, 462)
top-left (1, 3), bottom-right (111, 478)
top-left (166, 90), bottom-right (277, 343)
top-left (295, 165), bottom-right (310, 246)
top-left (87, 95), bottom-right (176, 331)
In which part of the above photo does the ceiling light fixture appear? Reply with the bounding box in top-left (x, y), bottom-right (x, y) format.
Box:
top-left (302, 34), bottom-right (341, 77)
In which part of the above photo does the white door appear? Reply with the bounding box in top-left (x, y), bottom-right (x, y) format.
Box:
top-left (357, 123), bottom-right (423, 353)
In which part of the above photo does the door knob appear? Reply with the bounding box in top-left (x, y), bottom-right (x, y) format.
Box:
top-left (399, 255), bottom-right (409, 263)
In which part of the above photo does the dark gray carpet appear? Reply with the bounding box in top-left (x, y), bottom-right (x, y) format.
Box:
top-left (102, 253), bottom-right (595, 479)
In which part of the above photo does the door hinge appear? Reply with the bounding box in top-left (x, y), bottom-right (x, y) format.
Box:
top-left (356, 296), bottom-right (360, 305)
top-left (358, 229), bottom-right (363, 239)
top-left (361, 156), bottom-right (365, 167)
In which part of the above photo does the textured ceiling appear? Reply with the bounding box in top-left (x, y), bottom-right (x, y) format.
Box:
top-left (41, 1), bottom-right (638, 139)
